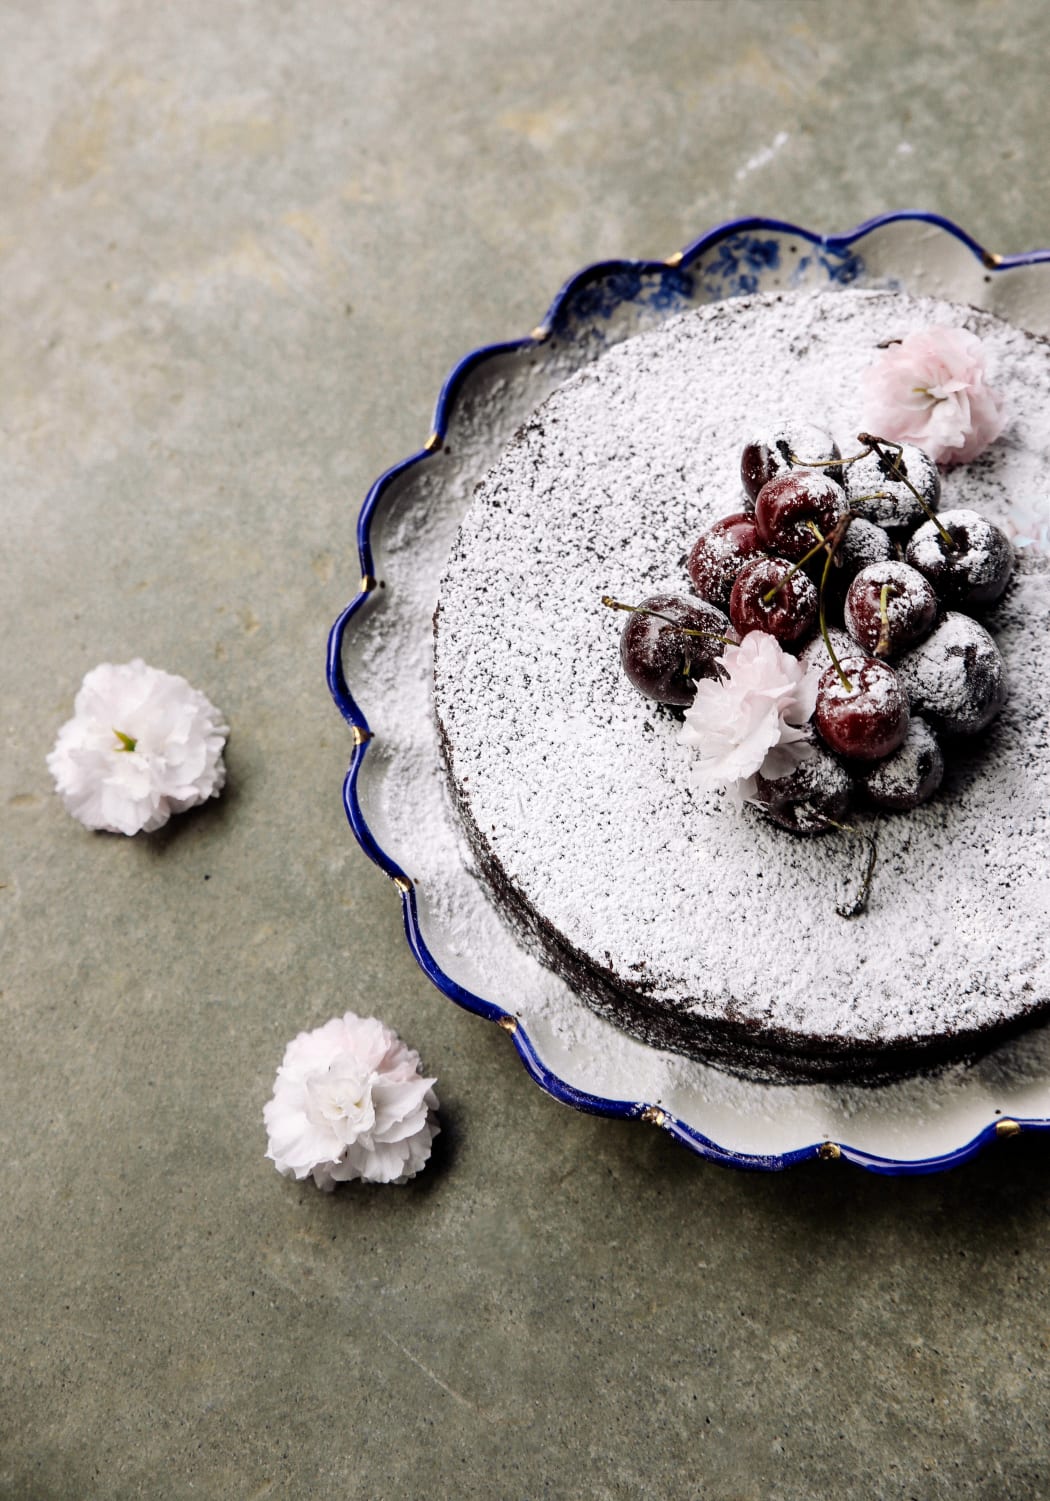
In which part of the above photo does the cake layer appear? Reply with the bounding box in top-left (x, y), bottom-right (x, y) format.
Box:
top-left (433, 290), bottom-right (1050, 1083)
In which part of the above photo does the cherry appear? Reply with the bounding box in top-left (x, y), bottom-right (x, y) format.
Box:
top-left (843, 441), bottom-right (940, 530)
top-left (752, 732), bottom-right (852, 833)
top-left (740, 423), bottom-right (841, 507)
top-left (617, 594), bottom-right (731, 706)
top-left (858, 717), bottom-right (944, 812)
top-left (894, 611), bottom-right (1006, 735)
top-left (844, 561), bottom-right (938, 659)
top-left (729, 558), bottom-right (818, 647)
top-left (799, 626), bottom-right (855, 682)
top-left (754, 470), bottom-right (846, 561)
top-left (815, 516), bottom-right (894, 614)
top-left (687, 512), bottom-right (763, 610)
top-left (815, 655), bottom-right (910, 761)
top-left (905, 508), bottom-right (1015, 609)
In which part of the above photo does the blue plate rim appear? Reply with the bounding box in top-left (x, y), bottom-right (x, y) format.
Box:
top-left (327, 210), bottom-right (1050, 1175)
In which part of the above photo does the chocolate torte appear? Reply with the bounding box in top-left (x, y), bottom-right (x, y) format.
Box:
top-left (433, 289), bottom-right (1050, 1083)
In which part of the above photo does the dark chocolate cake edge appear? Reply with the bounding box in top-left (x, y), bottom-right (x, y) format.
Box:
top-left (433, 679), bottom-right (1047, 1087)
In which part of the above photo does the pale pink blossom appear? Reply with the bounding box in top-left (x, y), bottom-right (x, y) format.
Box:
top-left (861, 326), bottom-right (1007, 465)
top-left (679, 631), bottom-right (818, 800)
top-left (264, 1012), bottom-right (439, 1190)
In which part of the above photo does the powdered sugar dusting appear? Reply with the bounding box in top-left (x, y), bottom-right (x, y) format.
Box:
top-left (895, 611), bottom-right (1006, 735)
top-left (907, 508), bottom-right (1013, 597)
top-left (860, 717), bottom-right (944, 810)
top-left (434, 290), bottom-right (1050, 1055)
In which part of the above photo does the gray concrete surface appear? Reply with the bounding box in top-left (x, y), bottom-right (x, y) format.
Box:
top-left (3, 2), bottom-right (1050, 1496)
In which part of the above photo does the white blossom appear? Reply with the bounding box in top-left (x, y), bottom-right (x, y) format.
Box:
top-left (47, 659), bottom-right (228, 835)
top-left (264, 1012), bottom-right (439, 1190)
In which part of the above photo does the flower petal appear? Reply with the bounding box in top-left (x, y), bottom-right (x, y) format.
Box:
top-left (861, 325), bottom-right (1007, 465)
top-left (263, 1012), bottom-right (439, 1190)
top-left (680, 631), bottom-right (818, 794)
top-left (47, 661), bottom-right (228, 835)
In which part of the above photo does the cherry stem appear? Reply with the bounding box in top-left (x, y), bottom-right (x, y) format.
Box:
top-left (875, 581), bottom-right (897, 658)
top-left (816, 545), bottom-right (852, 692)
top-left (600, 595), bottom-right (735, 646)
top-left (807, 515), bottom-right (855, 692)
top-left (786, 449), bottom-right (858, 470)
top-left (856, 433), bottom-right (955, 550)
top-left (790, 434), bottom-right (955, 552)
top-left (822, 819), bottom-right (878, 919)
top-left (760, 532), bottom-right (830, 603)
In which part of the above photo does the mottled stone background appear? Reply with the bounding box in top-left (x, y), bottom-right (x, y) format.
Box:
top-left (3, 2), bottom-right (1049, 1497)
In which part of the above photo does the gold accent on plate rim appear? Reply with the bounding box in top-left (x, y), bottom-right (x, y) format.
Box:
top-left (664, 250), bottom-right (684, 268)
top-left (530, 324), bottom-right (550, 342)
top-left (497, 1015), bottom-right (518, 1034)
top-left (424, 431), bottom-right (442, 452)
top-left (817, 1141), bottom-right (841, 1161)
top-left (351, 725), bottom-right (372, 748)
top-left (996, 1118), bottom-right (1022, 1138)
top-left (982, 250), bottom-right (1004, 269)
top-left (360, 574), bottom-right (377, 593)
top-left (392, 874), bottom-right (413, 894)
top-left (640, 1106), bottom-right (667, 1127)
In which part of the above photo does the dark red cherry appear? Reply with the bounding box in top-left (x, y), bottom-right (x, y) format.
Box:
top-left (729, 558), bottom-right (818, 647)
top-left (844, 561), bottom-right (938, 659)
top-left (905, 508), bottom-right (1015, 608)
top-left (619, 594), bottom-right (730, 707)
top-left (894, 612), bottom-right (1006, 735)
top-left (741, 424), bottom-right (842, 507)
top-left (754, 470), bottom-right (846, 561)
top-left (858, 718), bottom-right (944, 811)
top-left (815, 656), bottom-right (909, 761)
top-left (687, 512), bottom-right (763, 610)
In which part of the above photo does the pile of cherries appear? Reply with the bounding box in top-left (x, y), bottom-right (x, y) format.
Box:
top-left (611, 422), bottom-right (1014, 834)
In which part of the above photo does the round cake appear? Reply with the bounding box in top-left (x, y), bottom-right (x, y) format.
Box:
top-left (433, 289), bottom-right (1050, 1084)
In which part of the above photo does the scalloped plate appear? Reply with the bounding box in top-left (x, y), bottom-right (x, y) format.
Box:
top-left (328, 212), bottom-right (1050, 1174)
